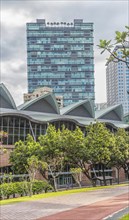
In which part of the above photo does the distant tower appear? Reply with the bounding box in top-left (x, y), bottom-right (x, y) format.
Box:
top-left (106, 45), bottom-right (129, 114)
top-left (26, 19), bottom-right (95, 106)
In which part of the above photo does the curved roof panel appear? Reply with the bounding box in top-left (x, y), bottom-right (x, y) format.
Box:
top-left (0, 83), bottom-right (16, 109)
top-left (0, 108), bottom-right (94, 126)
top-left (0, 108), bottom-right (129, 130)
top-left (60, 99), bottom-right (94, 118)
top-left (95, 104), bottom-right (123, 121)
top-left (18, 93), bottom-right (60, 114)
top-left (123, 113), bottom-right (129, 123)
top-left (96, 119), bottom-right (129, 129)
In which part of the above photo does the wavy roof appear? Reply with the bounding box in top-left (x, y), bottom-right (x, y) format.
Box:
top-left (95, 104), bottom-right (123, 121)
top-left (1, 108), bottom-right (129, 129)
top-left (60, 99), bottom-right (94, 118)
top-left (0, 83), bottom-right (16, 109)
top-left (0, 83), bottom-right (129, 130)
top-left (18, 92), bottom-right (60, 114)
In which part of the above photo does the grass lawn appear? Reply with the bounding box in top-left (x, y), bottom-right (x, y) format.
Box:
top-left (119, 213), bottom-right (129, 220)
top-left (0, 183), bottom-right (128, 206)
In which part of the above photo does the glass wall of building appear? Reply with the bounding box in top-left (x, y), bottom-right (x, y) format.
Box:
top-left (0, 116), bottom-right (82, 145)
top-left (0, 116), bottom-right (47, 145)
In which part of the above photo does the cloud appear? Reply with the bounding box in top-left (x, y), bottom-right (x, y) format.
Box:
top-left (1, 61), bottom-right (27, 87)
top-left (1, 25), bottom-right (26, 62)
top-left (1, 0), bottom-right (128, 105)
top-left (1, 60), bottom-right (27, 105)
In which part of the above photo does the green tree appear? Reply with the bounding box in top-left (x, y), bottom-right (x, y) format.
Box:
top-left (62, 124), bottom-right (116, 186)
top-left (0, 131), bottom-right (8, 155)
top-left (39, 125), bottom-right (64, 192)
top-left (98, 26), bottom-right (129, 68)
top-left (10, 126), bottom-right (64, 191)
top-left (61, 126), bottom-right (94, 184)
top-left (84, 122), bottom-right (116, 186)
top-left (110, 128), bottom-right (129, 183)
top-left (26, 155), bottom-right (47, 196)
top-left (10, 134), bottom-right (43, 174)
top-left (70, 168), bottom-right (82, 188)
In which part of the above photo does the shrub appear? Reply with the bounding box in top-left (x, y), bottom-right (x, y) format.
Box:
top-left (41, 181), bottom-right (53, 193)
top-left (14, 181), bottom-right (28, 197)
top-left (32, 181), bottom-right (43, 194)
top-left (32, 180), bottom-right (53, 194)
top-left (0, 180), bottom-right (53, 199)
top-left (0, 183), bottom-right (15, 199)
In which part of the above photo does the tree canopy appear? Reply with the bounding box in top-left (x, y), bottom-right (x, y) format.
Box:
top-left (38, 125), bottom-right (64, 191)
top-left (10, 124), bottom-right (129, 188)
top-left (110, 128), bottom-right (129, 182)
top-left (0, 131), bottom-right (8, 155)
top-left (98, 26), bottom-right (129, 68)
top-left (10, 134), bottom-right (43, 174)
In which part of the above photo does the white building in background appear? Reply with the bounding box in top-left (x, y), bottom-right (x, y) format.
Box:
top-left (106, 45), bottom-right (129, 114)
top-left (95, 102), bottom-right (107, 111)
top-left (24, 87), bottom-right (64, 108)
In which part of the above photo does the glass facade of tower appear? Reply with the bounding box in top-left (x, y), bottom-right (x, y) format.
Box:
top-left (106, 46), bottom-right (129, 114)
top-left (27, 19), bottom-right (94, 106)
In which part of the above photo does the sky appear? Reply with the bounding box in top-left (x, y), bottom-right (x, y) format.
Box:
top-left (1, 0), bottom-right (129, 106)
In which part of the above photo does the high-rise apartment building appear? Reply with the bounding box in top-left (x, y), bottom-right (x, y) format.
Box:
top-left (106, 45), bottom-right (129, 114)
top-left (26, 19), bottom-right (94, 106)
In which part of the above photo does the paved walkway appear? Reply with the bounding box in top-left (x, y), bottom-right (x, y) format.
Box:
top-left (38, 193), bottom-right (129, 220)
top-left (0, 185), bottom-right (129, 220)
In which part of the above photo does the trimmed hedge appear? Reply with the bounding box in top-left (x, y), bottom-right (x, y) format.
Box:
top-left (0, 181), bottom-right (53, 199)
top-left (32, 180), bottom-right (52, 194)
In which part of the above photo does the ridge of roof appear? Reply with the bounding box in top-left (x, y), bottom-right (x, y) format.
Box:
top-left (95, 104), bottom-right (123, 121)
top-left (0, 83), bottom-right (17, 109)
top-left (60, 99), bottom-right (94, 118)
top-left (18, 92), bottom-right (60, 114)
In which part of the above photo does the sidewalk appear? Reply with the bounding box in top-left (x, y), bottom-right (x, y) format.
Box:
top-left (38, 193), bottom-right (129, 220)
top-left (0, 185), bottom-right (129, 220)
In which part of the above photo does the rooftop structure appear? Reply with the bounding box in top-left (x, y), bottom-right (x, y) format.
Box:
top-left (95, 102), bottom-right (107, 111)
top-left (24, 87), bottom-right (63, 108)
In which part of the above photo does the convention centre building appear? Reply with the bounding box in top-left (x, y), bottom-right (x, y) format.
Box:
top-left (0, 83), bottom-right (129, 186)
